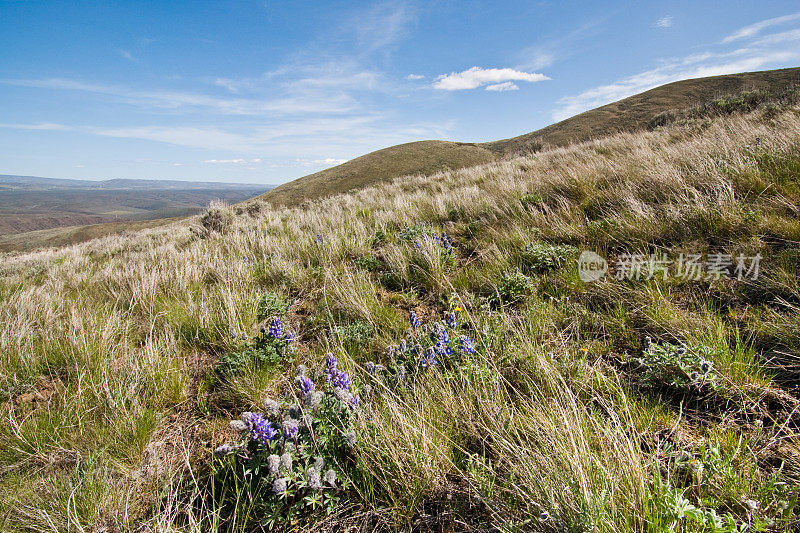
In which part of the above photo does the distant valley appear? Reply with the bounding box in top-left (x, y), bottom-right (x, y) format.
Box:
top-left (0, 175), bottom-right (271, 251)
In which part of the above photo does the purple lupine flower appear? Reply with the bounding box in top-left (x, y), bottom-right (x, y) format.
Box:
top-left (268, 317), bottom-right (283, 339)
top-left (325, 353), bottom-right (337, 370)
top-left (421, 347), bottom-right (437, 368)
top-left (409, 311), bottom-right (421, 329)
top-left (445, 311), bottom-right (457, 329)
top-left (330, 369), bottom-right (352, 390)
top-left (324, 353), bottom-right (352, 389)
top-left (297, 375), bottom-right (315, 395)
top-left (248, 413), bottom-right (279, 444)
top-left (434, 339), bottom-right (452, 356)
top-left (459, 335), bottom-right (476, 354)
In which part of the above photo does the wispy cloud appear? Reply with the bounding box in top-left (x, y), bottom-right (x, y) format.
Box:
top-left (406, 74), bottom-right (425, 80)
top-left (0, 122), bottom-right (72, 131)
top-left (485, 81), bottom-right (519, 92)
top-left (353, 2), bottom-right (416, 53)
top-left (0, 116), bottom-right (454, 160)
top-left (433, 67), bottom-right (549, 91)
top-left (519, 50), bottom-right (555, 70)
top-left (117, 49), bottom-right (139, 62)
top-left (203, 158), bottom-right (262, 164)
top-left (1, 77), bottom-right (357, 116)
top-left (296, 157), bottom-right (349, 167)
top-left (553, 16), bottom-right (800, 121)
top-left (656, 16), bottom-right (673, 28)
top-left (722, 11), bottom-right (800, 43)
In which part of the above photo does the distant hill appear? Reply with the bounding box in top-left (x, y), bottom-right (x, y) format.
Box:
top-left (0, 175), bottom-right (272, 251)
top-left (262, 141), bottom-right (496, 206)
top-left (259, 66), bottom-right (800, 206)
top-left (0, 174), bottom-right (269, 191)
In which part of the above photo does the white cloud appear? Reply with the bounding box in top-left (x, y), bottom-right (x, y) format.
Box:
top-left (203, 158), bottom-right (259, 164)
top-left (406, 74), bottom-right (425, 80)
top-left (552, 18), bottom-right (800, 122)
top-left (296, 157), bottom-right (349, 167)
top-left (722, 12), bottom-right (800, 43)
top-left (656, 16), bottom-right (673, 28)
top-left (485, 81), bottom-right (519, 92)
top-left (433, 67), bottom-right (549, 91)
top-left (750, 27), bottom-right (800, 46)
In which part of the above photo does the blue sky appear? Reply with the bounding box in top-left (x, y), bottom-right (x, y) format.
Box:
top-left (1, 1), bottom-right (800, 184)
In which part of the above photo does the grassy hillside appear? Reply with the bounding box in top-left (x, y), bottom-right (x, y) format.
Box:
top-left (262, 140), bottom-right (495, 206)
top-left (485, 66), bottom-right (800, 154)
top-left (0, 217), bottom-right (186, 253)
top-left (1, 103), bottom-right (800, 531)
top-left (260, 67), bottom-right (800, 207)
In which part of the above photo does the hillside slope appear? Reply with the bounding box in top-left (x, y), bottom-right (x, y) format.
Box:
top-left (261, 140), bottom-right (495, 206)
top-left (2, 105), bottom-right (800, 531)
top-left (485, 66), bottom-right (800, 154)
top-left (260, 66), bottom-right (800, 206)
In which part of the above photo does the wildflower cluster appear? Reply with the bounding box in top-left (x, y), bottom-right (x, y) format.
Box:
top-left (413, 232), bottom-right (453, 251)
top-left (324, 354), bottom-right (359, 406)
top-left (379, 308), bottom-right (478, 381)
top-left (214, 360), bottom-right (364, 526)
top-left (636, 337), bottom-right (720, 393)
top-left (219, 317), bottom-right (296, 373)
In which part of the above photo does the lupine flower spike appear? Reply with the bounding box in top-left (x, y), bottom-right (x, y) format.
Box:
top-left (268, 317), bottom-right (283, 339)
top-left (248, 413), bottom-right (279, 444)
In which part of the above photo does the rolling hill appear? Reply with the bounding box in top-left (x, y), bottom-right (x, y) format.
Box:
top-left (260, 66), bottom-right (800, 206)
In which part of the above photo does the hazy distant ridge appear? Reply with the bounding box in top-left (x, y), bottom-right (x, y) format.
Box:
top-left (0, 174), bottom-right (273, 191)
